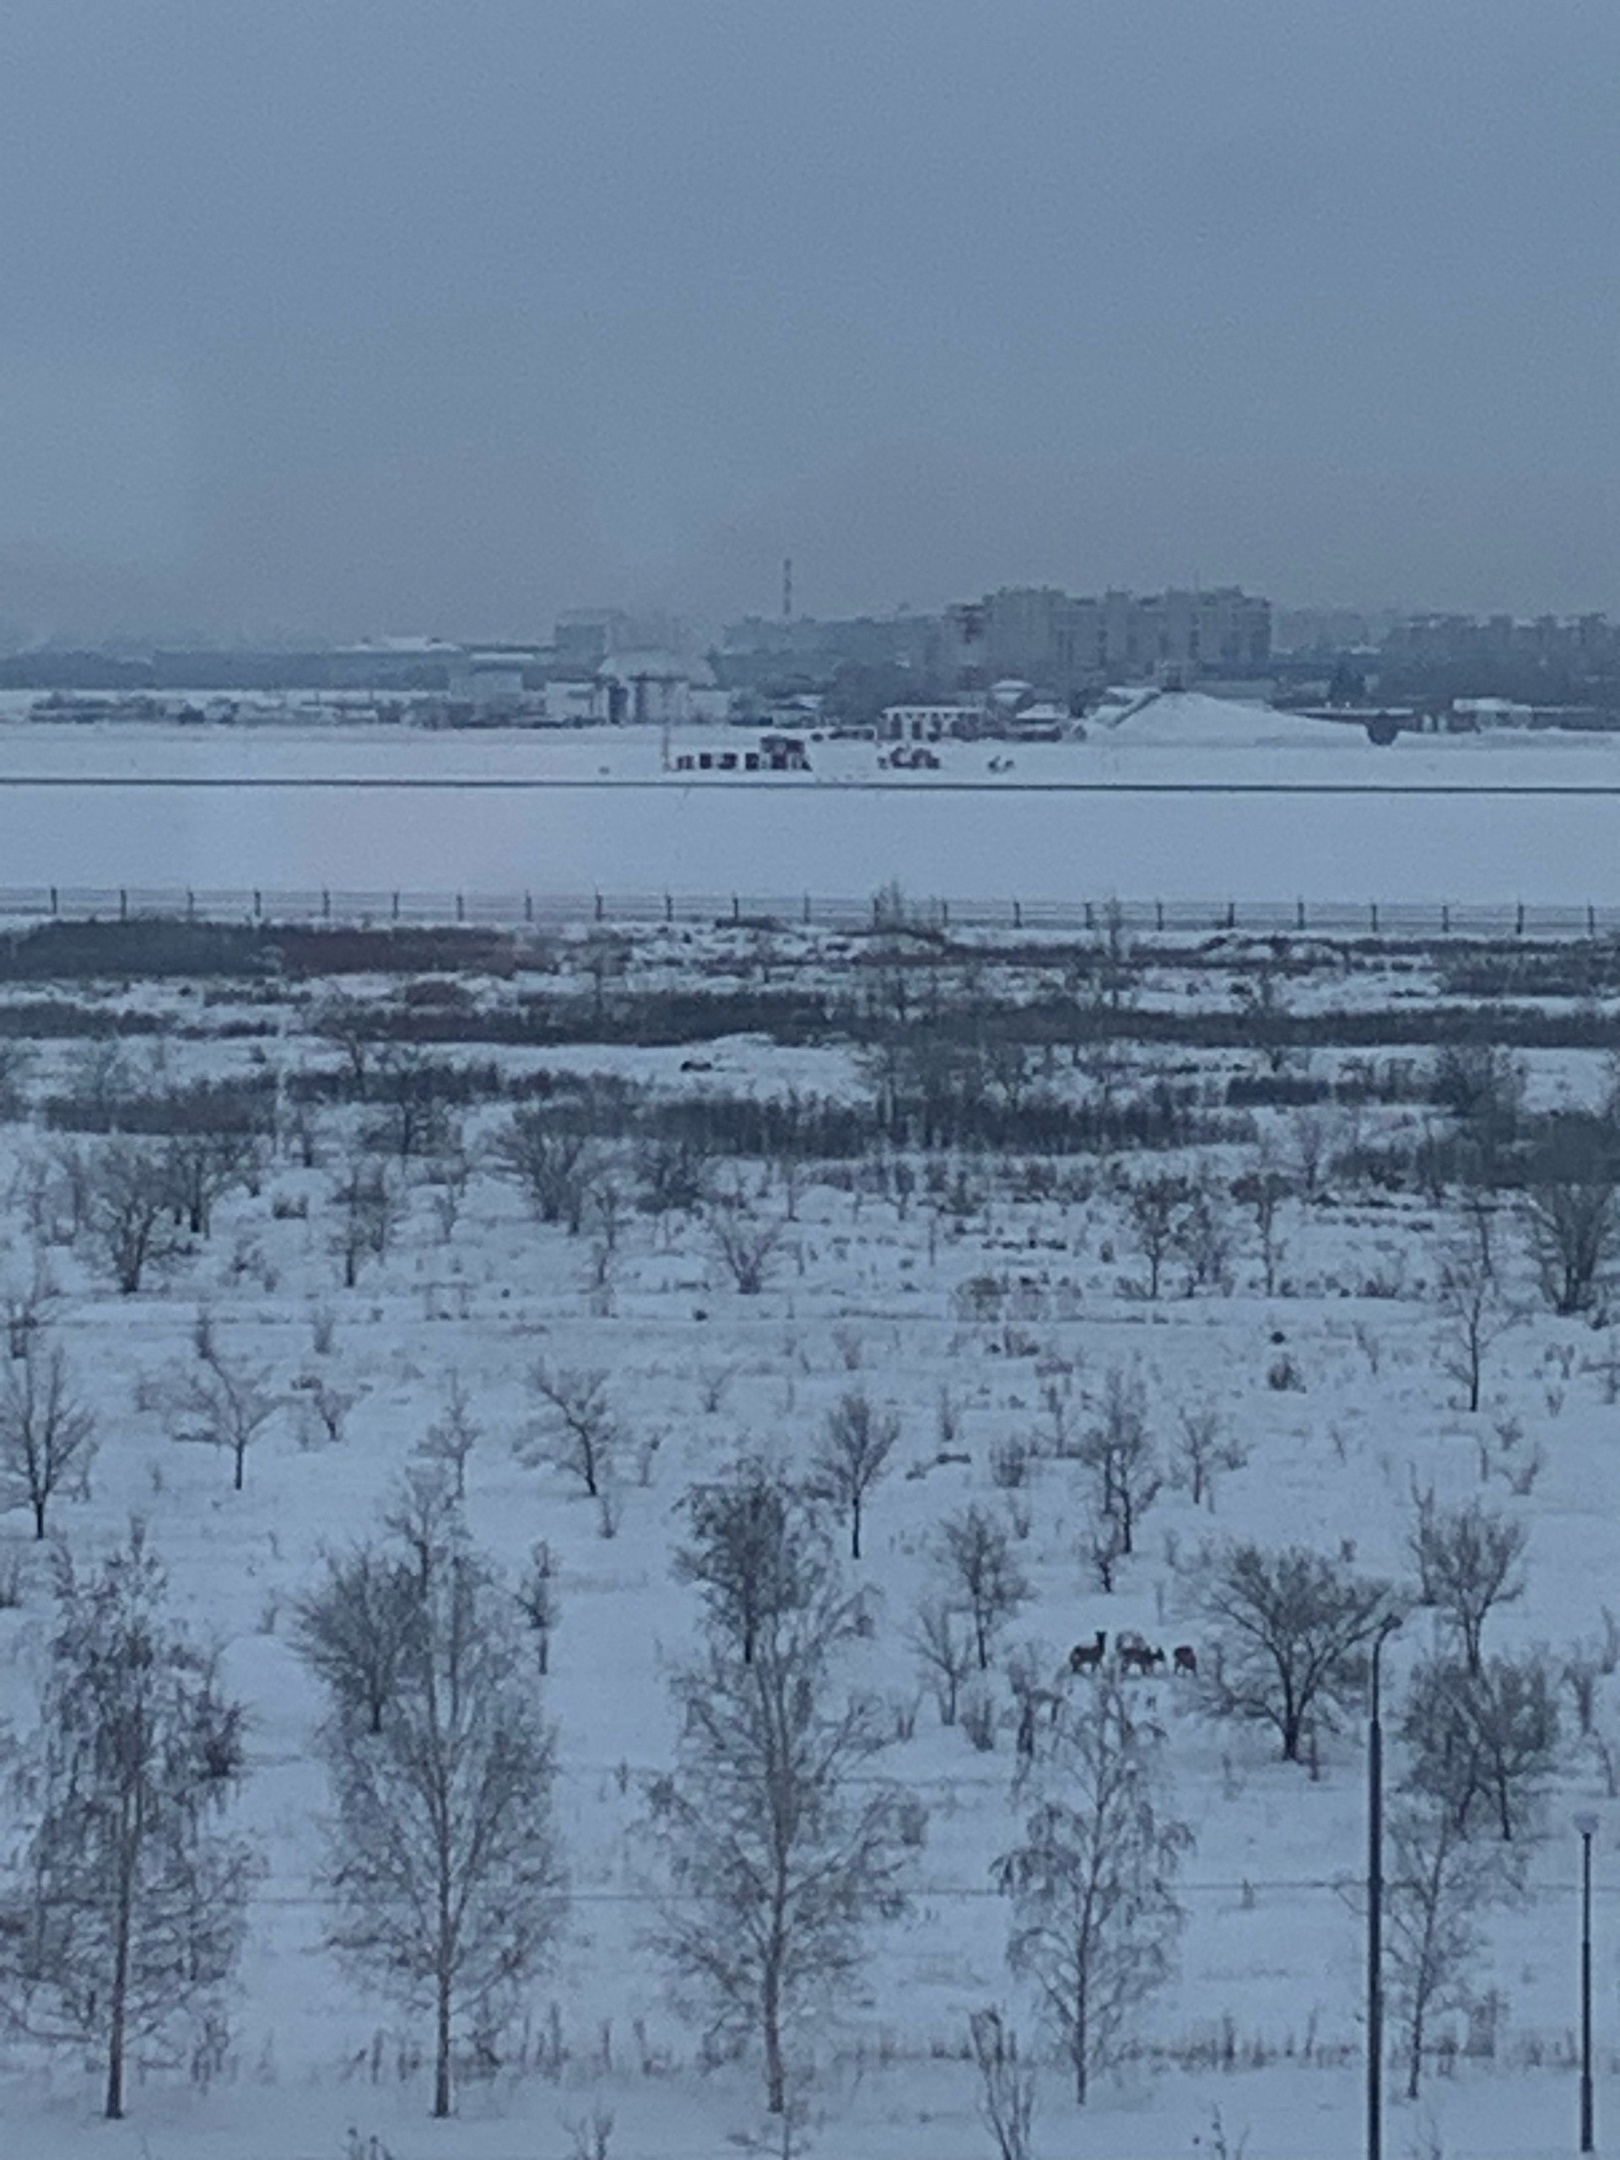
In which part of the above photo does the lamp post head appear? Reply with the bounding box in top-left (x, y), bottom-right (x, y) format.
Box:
top-left (1575, 1811), bottom-right (1601, 1840)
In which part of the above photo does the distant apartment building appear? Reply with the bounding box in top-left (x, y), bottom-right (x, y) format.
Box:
top-left (945, 586), bottom-right (1270, 696)
top-left (1383, 612), bottom-right (1618, 668)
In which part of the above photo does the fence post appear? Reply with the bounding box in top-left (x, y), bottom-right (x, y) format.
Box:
top-left (1156, 899), bottom-right (1165, 933)
top-left (1589, 903), bottom-right (1597, 939)
top-left (665, 893), bottom-right (674, 925)
top-left (1013, 899), bottom-right (1022, 929)
top-left (525, 891), bottom-right (534, 924)
top-left (803, 893), bottom-right (811, 925)
top-left (594, 891), bottom-right (604, 923)
top-left (456, 892), bottom-right (465, 924)
top-left (320, 889), bottom-right (330, 922)
top-left (1441, 902), bottom-right (1449, 935)
top-left (1296, 898), bottom-right (1306, 932)
top-left (49, 886), bottom-right (57, 916)
top-left (119, 888), bottom-right (128, 922)
top-left (940, 898), bottom-right (949, 929)
top-left (1226, 900), bottom-right (1236, 930)
top-left (1515, 901), bottom-right (1524, 936)
top-left (732, 895), bottom-right (740, 922)
top-left (1369, 901), bottom-right (1379, 934)
top-left (1084, 900), bottom-right (1094, 933)
top-left (186, 889), bottom-right (195, 921)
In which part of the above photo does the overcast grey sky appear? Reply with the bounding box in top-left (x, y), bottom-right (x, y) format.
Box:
top-left (2, 1), bottom-right (1617, 641)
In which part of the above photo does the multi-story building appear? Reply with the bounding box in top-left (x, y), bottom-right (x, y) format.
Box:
top-left (946, 585), bottom-right (1271, 697)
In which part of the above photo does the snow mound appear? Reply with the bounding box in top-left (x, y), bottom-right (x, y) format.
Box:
top-left (1090, 690), bottom-right (1360, 750)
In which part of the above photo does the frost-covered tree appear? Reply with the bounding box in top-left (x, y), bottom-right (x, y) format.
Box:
top-left (645, 1568), bottom-right (912, 2113)
top-left (166, 1340), bottom-right (279, 1492)
top-left (1521, 1125), bottom-right (1620, 1317)
top-left (293, 1541), bottom-right (418, 1736)
top-left (937, 1504), bottom-right (1030, 1672)
top-left (518, 1361), bottom-right (618, 1501)
top-left (1400, 1653), bottom-right (1561, 1841)
top-left (1383, 1797), bottom-right (1525, 2099)
top-left (417, 1371), bottom-right (480, 1500)
top-left (0, 1338), bottom-right (97, 1538)
top-left (1202, 1542), bottom-right (1393, 1762)
top-left (1408, 1494), bottom-right (1526, 1675)
top-left (811, 1389), bottom-right (900, 1560)
top-left (1436, 1232), bottom-right (1516, 1413)
top-left (675, 1460), bottom-right (821, 1666)
top-left (308, 1488), bottom-right (564, 2118)
top-left (1078, 1365), bottom-right (1160, 1557)
top-left (0, 1522), bottom-right (258, 2119)
top-left (996, 1675), bottom-right (1191, 2104)
top-left (86, 1140), bottom-right (187, 1294)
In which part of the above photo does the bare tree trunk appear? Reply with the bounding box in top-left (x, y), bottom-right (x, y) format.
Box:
top-left (434, 1963), bottom-right (453, 2118)
top-left (106, 1865), bottom-right (133, 2119)
top-left (764, 1955), bottom-right (785, 2114)
top-left (851, 1499), bottom-right (862, 1562)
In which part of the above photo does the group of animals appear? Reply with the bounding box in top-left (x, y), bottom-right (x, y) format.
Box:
top-left (1067, 1630), bottom-right (1197, 1678)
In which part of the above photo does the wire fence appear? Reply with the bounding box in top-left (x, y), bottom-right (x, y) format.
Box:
top-left (0, 884), bottom-right (1617, 941)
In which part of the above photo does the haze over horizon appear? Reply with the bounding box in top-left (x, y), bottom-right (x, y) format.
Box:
top-left (3, 2), bottom-right (1618, 644)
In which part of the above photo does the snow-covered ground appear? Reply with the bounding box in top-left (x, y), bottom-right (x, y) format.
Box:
top-left (1, 919), bottom-right (1619, 2156)
top-left (2, 707), bottom-right (1620, 901)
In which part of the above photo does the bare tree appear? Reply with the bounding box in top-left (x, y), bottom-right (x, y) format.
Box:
top-left (709, 1195), bottom-right (789, 1296)
top-left (635, 1134), bottom-right (713, 1219)
top-left (494, 1110), bottom-right (597, 1232)
top-left (1231, 1149), bottom-right (1291, 1298)
top-left (1408, 1494), bottom-right (1526, 1674)
top-left (516, 1539), bottom-right (559, 1675)
top-left (310, 1492), bottom-right (564, 2119)
top-left (417, 1371), bottom-right (480, 1500)
top-left (1173, 1174), bottom-right (1234, 1297)
top-left (937, 1504), bottom-right (1030, 1671)
top-left (1400, 1654), bottom-right (1561, 1841)
top-left (1383, 1797), bottom-right (1525, 2099)
top-left (166, 1341), bottom-right (279, 1492)
top-left (1522, 1163), bottom-right (1619, 1317)
top-left (996, 1675), bottom-right (1191, 2104)
top-left (86, 1140), bottom-right (188, 1294)
top-left (675, 1462), bottom-right (820, 1666)
top-left (362, 1049), bottom-right (459, 1166)
top-left (518, 1362), bottom-right (617, 1501)
top-left (1436, 1232), bottom-right (1516, 1413)
top-left (0, 1338), bottom-right (97, 1538)
top-left (910, 1595), bottom-right (976, 1725)
top-left (1118, 1173), bottom-right (1184, 1300)
top-left (163, 1130), bottom-right (264, 1239)
top-left (1202, 1543), bottom-right (1394, 1763)
top-left (1172, 1400), bottom-right (1246, 1512)
top-left (969, 2007), bottom-right (1038, 2160)
top-left (331, 1152), bottom-right (403, 1288)
top-left (1077, 1365), bottom-right (1160, 1558)
top-left (0, 1523), bottom-right (258, 2119)
top-left (297, 1372), bottom-right (357, 1448)
top-left (292, 1542), bottom-right (418, 1736)
top-left (645, 1569), bottom-right (912, 2114)
top-left (811, 1389), bottom-right (900, 1560)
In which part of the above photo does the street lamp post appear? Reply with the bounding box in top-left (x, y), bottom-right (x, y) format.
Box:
top-left (1576, 1810), bottom-right (1599, 2155)
top-left (1367, 1613), bottom-right (1402, 2160)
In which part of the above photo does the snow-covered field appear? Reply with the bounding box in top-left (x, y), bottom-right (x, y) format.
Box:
top-left (2, 913), bottom-right (1619, 2156)
top-left (2, 706), bottom-right (1620, 901)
